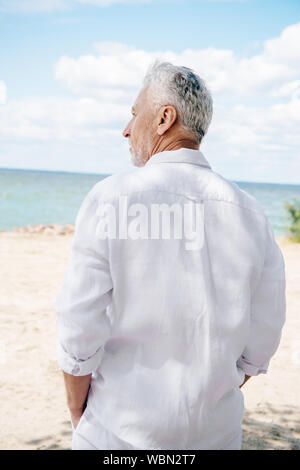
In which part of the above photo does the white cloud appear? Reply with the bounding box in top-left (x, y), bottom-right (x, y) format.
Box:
top-left (0, 97), bottom-right (128, 141)
top-left (0, 0), bottom-right (151, 12)
top-left (52, 22), bottom-right (300, 182)
top-left (75, 0), bottom-right (150, 5)
top-left (0, 0), bottom-right (70, 12)
top-left (1, 22), bottom-right (300, 183)
top-left (209, 99), bottom-right (300, 154)
top-left (0, 0), bottom-right (247, 11)
top-left (271, 80), bottom-right (300, 100)
top-left (55, 47), bottom-right (147, 99)
top-left (264, 22), bottom-right (300, 65)
top-left (55, 22), bottom-right (300, 100)
top-left (0, 80), bottom-right (7, 104)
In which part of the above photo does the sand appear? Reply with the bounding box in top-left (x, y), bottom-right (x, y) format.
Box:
top-left (0, 231), bottom-right (299, 450)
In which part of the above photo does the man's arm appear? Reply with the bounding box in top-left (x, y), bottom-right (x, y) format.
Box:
top-left (237, 217), bottom-right (286, 379)
top-left (55, 190), bottom-right (113, 426)
top-left (63, 372), bottom-right (92, 429)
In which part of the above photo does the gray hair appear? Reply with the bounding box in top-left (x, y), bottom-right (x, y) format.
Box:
top-left (143, 61), bottom-right (213, 144)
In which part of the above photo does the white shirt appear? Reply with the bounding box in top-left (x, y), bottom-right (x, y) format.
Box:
top-left (55, 148), bottom-right (286, 450)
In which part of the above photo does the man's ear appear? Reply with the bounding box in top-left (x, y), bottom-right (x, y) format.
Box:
top-left (157, 106), bottom-right (177, 136)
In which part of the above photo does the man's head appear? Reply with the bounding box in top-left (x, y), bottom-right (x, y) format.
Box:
top-left (123, 61), bottom-right (213, 167)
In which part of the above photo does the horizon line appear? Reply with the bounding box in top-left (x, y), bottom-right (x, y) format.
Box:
top-left (0, 166), bottom-right (299, 187)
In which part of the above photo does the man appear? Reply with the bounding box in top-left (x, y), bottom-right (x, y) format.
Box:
top-left (55, 61), bottom-right (286, 450)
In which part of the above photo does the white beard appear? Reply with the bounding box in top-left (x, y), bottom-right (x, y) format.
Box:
top-left (129, 144), bottom-right (146, 167)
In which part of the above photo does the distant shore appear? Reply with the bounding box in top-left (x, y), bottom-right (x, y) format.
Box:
top-left (7, 223), bottom-right (75, 236)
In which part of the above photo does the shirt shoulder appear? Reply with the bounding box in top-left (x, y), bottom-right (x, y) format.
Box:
top-left (87, 165), bottom-right (176, 202)
top-left (87, 164), bottom-right (267, 222)
top-left (206, 171), bottom-right (267, 218)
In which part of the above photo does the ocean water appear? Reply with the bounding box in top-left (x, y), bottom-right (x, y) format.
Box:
top-left (1, 167), bottom-right (300, 236)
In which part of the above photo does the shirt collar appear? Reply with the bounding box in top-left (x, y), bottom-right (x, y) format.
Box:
top-left (145, 148), bottom-right (212, 170)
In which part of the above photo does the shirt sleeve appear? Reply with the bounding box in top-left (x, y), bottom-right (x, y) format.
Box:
top-left (54, 189), bottom-right (113, 376)
top-left (237, 217), bottom-right (286, 376)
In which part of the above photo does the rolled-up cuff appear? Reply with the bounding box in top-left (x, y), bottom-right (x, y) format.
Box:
top-left (56, 341), bottom-right (104, 376)
top-left (237, 356), bottom-right (269, 376)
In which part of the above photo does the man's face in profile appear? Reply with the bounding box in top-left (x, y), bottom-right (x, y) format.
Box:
top-left (123, 86), bottom-right (156, 167)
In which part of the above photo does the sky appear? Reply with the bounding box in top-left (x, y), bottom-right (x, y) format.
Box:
top-left (0, 0), bottom-right (300, 183)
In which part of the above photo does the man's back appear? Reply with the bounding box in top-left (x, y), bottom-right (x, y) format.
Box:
top-left (55, 148), bottom-right (286, 450)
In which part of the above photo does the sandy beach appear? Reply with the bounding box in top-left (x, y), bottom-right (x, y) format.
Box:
top-left (0, 230), bottom-right (299, 450)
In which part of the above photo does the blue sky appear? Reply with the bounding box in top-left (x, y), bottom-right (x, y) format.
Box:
top-left (0, 0), bottom-right (300, 183)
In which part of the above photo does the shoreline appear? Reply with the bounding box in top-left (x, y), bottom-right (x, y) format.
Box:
top-left (0, 223), bottom-right (295, 245)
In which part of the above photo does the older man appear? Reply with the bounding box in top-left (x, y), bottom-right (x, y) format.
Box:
top-left (55, 62), bottom-right (286, 450)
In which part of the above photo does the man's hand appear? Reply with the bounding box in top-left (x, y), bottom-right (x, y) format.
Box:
top-left (62, 372), bottom-right (92, 429)
top-left (70, 408), bottom-right (85, 430)
top-left (239, 374), bottom-right (251, 389)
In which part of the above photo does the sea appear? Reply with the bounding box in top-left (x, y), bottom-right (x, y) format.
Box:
top-left (1, 167), bottom-right (300, 236)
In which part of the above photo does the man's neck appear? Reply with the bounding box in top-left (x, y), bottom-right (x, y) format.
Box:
top-left (150, 137), bottom-right (199, 159)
